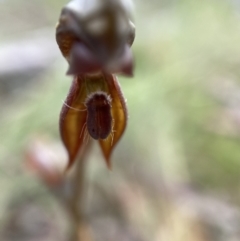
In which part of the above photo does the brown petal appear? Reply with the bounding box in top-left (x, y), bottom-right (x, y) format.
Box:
top-left (99, 74), bottom-right (128, 168)
top-left (60, 73), bottom-right (127, 170)
top-left (56, 10), bottom-right (80, 62)
top-left (59, 76), bottom-right (88, 168)
top-left (67, 42), bottom-right (101, 75)
top-left (107, 44), bottom-right (134, 77)
top-left (119, 44), bottom-right (134, 77)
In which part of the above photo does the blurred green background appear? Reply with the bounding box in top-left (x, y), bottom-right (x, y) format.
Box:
top-left (1, 0), bottom-right (240, 240)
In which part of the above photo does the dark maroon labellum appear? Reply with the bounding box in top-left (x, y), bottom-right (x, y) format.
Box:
top-left (85, 91), bottom-right (112, 140)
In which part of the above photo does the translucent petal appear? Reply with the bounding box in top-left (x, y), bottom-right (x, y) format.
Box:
top-left (99, 74), bottom-right (127, 168)
top-left (59, 76), bottom-right (88, 168)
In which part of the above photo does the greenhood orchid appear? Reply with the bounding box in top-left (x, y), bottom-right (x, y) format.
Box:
top-left (56, 0), bottom-right (135, 169)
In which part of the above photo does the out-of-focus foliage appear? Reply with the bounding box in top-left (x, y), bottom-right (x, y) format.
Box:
top-left (1, 0), bottom-right (240, 240)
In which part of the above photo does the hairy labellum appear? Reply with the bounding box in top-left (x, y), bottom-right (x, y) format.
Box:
top-left (85, 91), bottom-right (112, 140)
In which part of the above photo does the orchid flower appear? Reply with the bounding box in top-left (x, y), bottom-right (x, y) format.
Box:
top-left (56, 0), bottom-right (135, 169)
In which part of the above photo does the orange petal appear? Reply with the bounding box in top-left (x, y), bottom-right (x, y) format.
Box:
top-left (99, 74), bottom-right (128, 169)
top-left (59, 76), bottom-right (88, 168)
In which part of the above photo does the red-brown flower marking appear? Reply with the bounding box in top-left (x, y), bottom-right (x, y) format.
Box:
top-left (85, 91), bottom-right (112, 140)
top-left (59, 73), bottom-right (127, 169)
